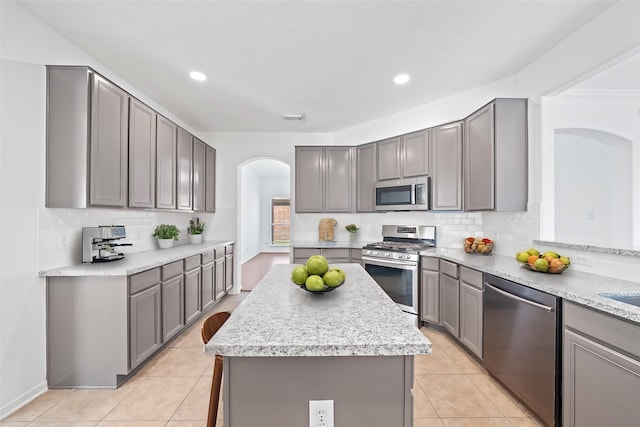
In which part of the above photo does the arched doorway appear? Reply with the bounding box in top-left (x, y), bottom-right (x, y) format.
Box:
top-left (237, 158), bottom-right (291, 291)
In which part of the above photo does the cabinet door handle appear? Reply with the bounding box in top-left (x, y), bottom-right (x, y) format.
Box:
top-left (485, 283), bottom-right (554, 312)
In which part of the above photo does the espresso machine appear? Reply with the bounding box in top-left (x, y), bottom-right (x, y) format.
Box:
top-left (82, 225), bottom-right (132, 263)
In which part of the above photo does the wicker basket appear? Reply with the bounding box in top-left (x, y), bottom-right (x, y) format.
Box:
top-left (463, 239), bottom-right (494, 255)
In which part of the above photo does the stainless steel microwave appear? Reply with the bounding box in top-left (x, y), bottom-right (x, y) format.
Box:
top-left (374, 176), bottom-right (430, 211)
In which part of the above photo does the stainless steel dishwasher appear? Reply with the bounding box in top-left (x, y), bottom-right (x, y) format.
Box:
top-left (483, 274), bottom-right (562, 427)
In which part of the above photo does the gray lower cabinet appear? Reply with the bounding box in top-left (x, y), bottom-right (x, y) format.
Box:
top-left (177, 127), bottom-right (193, 210)
top-left (430, 121), bottom-right (463, 211)
top-left (420, 257), bottom-right (440, 324)
top-left (185, 255), bottom-right (202, 325)
top-left (161, 275), bottom-right (184, 342)
top-left (155, 115), bottom-right (177, 209)
top-left (563, 301), bottom-right (640, 427)
top-left (356, 142), bottom-right (377, 212)
top-left (295, 146), bottom-right (354, 213)
top-left (202, 252), bottom-right (216, 311)
top-left (224, 245), bottom-right (235, 292)
top-left (214, 247), bottom-right (226, 299)
top-left (192, 138), bottom-right (206, 211)
top-left (205, 145), bottom-right (216, 212)
top-left (292, 247), bottom-right (353, 264)
top-left (440, 260), bottom-right (459, 337)
top-left (128, 98), bottom-right (156, 208)
top-left (463, 98), bottom-right (527, 211)
top-left (129, 283), bottom-right (162, 370)
top-left (458, 267), bottom-right (483, 358)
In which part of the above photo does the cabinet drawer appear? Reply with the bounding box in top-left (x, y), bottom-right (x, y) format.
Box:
top-left (162, 261), bottom-right (184, 281)
top-left (201, 251), bottom-right (215, 264)
top-left (460, 266), bottom-right (483, 289)
top-left (184, 255), bottom-right (201, 271)
top-left (322, 248), bottom-right (350, 259)
top-left (440, 259), bottom-right (458, 278)
top-left (130, 268), bottom-right (161, 294)
top-left (225, 244), bottom-right (234, 254)
top-left (294, 248), bottom-right (321, 258)
top-left (421, 257), bottom-right (439, 271)
top-left (214, 248), bottom-right (225, 260)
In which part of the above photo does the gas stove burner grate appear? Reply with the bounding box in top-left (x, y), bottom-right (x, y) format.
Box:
top-left (364, 241), bottom-right (433, 253)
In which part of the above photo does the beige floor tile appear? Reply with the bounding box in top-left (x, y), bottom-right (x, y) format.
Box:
top-left (28, 422), bottom-right (97, 426)
top-left (37, 385), bottom-right (136, 421)
top-left (414, 352), bottom-right (464, 375)
top-left (97, 422), bottom-right (166, 427)
top-left (104, 377), bottom-right (198, 421)
top-left (148, 347), bottom-right (212, 377)
top-left (171, 376), bottom-right (211, 421)
top-left (133, 347), bottom-right (176, 377)
top-left (413, 383), bottom-right (438, 418)
top-left (416, 374), bottom-right (502, 418)
top-left (446, 346), bottom-right (487, 375)
top-left (442, 418), bottom-right (513, 427)
top-left (468, 375), bottom-right (530, 418)
top-left (420, 327), bottom-right (458, 351)
top-left (414, 418), bottom-right (445, 427)
top-left (0, 422), bottom-right (30, 426)
top-left (2, 390), bottom-right (74, 422)
top-left (169, 323), bottom-right (204, 348)
top-left (165, 421), bottom-right (207, 427)
top-left (507, 417), bottom-right (545, 426)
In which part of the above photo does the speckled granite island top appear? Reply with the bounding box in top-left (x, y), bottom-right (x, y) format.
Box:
top-left (205, 264), bottom-right (432, 357)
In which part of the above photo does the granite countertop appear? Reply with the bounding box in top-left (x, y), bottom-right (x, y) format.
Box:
top-left (205, 263), bottom-right (432, 357)
top-left (39, 240), bottom-right (234, 277)
top-left (421, 248), bottom-right (640, 324)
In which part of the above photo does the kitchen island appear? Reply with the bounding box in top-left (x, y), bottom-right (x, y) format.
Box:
top-left (205, 263), bottom-right (431, 427)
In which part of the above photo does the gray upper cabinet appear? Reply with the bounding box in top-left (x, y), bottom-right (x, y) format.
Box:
top-left (377, 137), bottom-right (402, 181)
top-left (324, 146), bottom-right (354, 213)
top-left (205, 146), bottom-right (216, 212)
top-left (377, 132), bottom-right (429, 181)
top-left (46, 66), bottom-right (130, 208)
top-left (295, 147), bottom-right (324, 213)
top-left (128, 98), bottom-right (156, 208)
top-left (356, 142), bottom-right (377, 212)
top-left (177, 128), bottom-right (193, 210)
top-left (155, 116), bottom-right (177, 209)
top-left (463, 98), bottom-right (528, 211)
top-left (430, 122), bottom-right (463, 211)
top-left (192, 138), bottom-right (206, 211)
top-left (90, 73), bottom-right (130, 207)
top-left (295, 146), bottom-right (354, 213)
top-left (402, 130), bottom-right (430, 178)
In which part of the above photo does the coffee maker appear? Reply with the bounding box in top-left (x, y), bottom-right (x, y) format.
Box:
top-left (82, 225), bottom-right (132, 263)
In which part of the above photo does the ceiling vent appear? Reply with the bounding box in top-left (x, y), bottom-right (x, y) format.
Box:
top-left (282, 113), bottom-right (305, 121)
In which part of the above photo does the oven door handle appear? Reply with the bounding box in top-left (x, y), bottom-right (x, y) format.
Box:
top-left (362, 256), bottom-right (417, 268)
top-left (485, 283), bottom-right (554, 312)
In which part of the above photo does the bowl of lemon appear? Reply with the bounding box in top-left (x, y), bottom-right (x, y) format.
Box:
top-left (291, 255), bottom-right (346, 293)
top-left (515, 248), bottom-right (570, 274)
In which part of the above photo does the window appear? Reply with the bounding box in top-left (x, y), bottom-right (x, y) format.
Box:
top-left (271, 198), bottom-right (290, 245)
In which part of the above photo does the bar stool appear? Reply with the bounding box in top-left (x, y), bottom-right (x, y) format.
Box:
top-left (201, 311), bottom-right (231, 427)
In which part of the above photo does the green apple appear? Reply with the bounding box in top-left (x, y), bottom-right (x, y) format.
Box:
top-left (291, 266), bottom-right (309, 285)
top-left (322, 270), bottom-right (343, 288)
top-left (305, 275), bottom-right (326, 292)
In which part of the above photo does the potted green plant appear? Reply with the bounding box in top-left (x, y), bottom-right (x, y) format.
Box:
top-left (152, 224), bottom-right (180, 249)
top-left (188, 218), bottom-right (205, 244)
top-left (345, 224), bottom-right (359, 243)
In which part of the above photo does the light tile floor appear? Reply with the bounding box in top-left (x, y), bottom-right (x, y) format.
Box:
top-left (1, 292), bottom-right (543, 426)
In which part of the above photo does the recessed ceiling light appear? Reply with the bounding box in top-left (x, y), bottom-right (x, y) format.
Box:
top-left (393, 74), bottom-right (410, 85)
top-left (189, 71), bottom-right (207, 82)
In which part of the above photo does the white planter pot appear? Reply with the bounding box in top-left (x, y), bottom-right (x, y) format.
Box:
top-left (158, 238), bottom-right (174, 249)
top-left (189, 234), bottom-right (203, 244)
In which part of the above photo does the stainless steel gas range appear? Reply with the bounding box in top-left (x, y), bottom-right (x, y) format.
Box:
top-left (362, 225), bottom-right (436, 322)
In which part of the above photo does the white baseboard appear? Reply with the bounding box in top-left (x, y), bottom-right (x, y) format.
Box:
top-left (0, 380), bottom-right (48, 420)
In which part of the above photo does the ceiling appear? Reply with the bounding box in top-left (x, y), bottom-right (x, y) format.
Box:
top-left (17, 0), bottom-right (616, 133)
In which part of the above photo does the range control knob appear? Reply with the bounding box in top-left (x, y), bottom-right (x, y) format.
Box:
top-left (384, 252), bottom-right (390, 258)
top-left (364, 250), bottom-right (371, 255)
top-left (395, 253), bottom-right (402, 259)
top-left (405, 254), bottom-right (411, 260)
top-left (372, 251), bottom-right (378, 256)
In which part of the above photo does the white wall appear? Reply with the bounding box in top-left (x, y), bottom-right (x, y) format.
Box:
top-left (2, 0), bottom-right (640, 419)
top-left (240, 167), bottom-right (262, 263)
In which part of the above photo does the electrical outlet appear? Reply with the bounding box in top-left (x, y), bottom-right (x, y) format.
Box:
top-left (309, 400), bottom-right (334, 427)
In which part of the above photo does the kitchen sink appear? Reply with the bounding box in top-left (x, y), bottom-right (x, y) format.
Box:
top-left (599, 293), bottom-right (640, 308)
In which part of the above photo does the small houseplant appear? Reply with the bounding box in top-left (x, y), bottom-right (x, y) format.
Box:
top-left (345, 224), bottom-right (359, 234)
top-left (152, 224), bottom-right (180, 248)
top-left (188, 218), bottom-right (205, 244)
